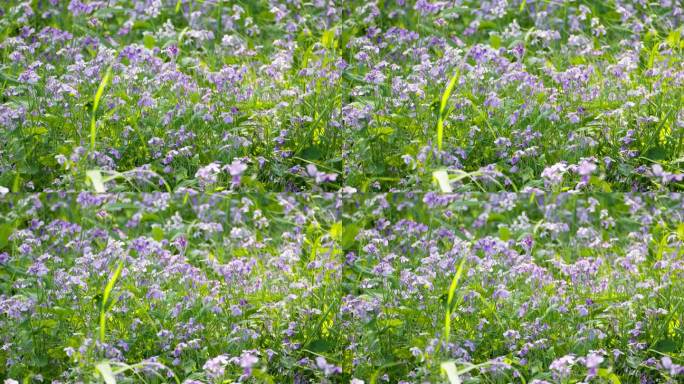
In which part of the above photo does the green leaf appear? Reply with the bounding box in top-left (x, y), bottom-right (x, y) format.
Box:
top-left (440, 361), bottom-right (462, 384)
top-left (86, 170), bottom-right (106, 193)
top-left (96, 361), bottom-right (117, 384)
top-left (437, 70), bottom-right (460, 151)
top-left (306, 339), bottom-right (333, 353)
top-left (432, 169), bottom-right (453, 193)
top-left (654, 338), bottom-right (678, 353)
top-left (666, 28), bottom-right (681, 49)
top-left (676, 223), bottom-right (684, 241)
top-left (90, 67), bottom-right (112, 151)
top-left (329, 221), bottom-right (343, 241)
top-left (489, 34), bottom-right (501, 49)
top-left (598, 368), bottom-right (621, 384)
top-left (0, 223), bottom-right (13, 249)
top-left (644, 147), bottom-right (667, 161)
top-left (100, 261), bottom-right (124, 343)
top-left (340, 223), bottom-right (359, 249)
top-left (143, 34), bottom-right (156, 49)
top-left (498, 226), bottom-right (511, 241)
top-left (321, 28), bottom-right (336, 49)
top-left (151, 226), bottom-right (164, 242)
top-left (444, 256), bottom-right (467, 343)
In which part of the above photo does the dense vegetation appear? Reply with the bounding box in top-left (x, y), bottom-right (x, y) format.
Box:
top-left (1, 0), bottom-right (683, 192)
top-left (1, 1), bottom-right (684, 383)
top-left (1, 192), bottom-right (684, 383)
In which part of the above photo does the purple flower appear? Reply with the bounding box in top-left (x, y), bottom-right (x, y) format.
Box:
top-left (662, 356), bottom-right (684, 376)
top-left (306, 164), bottom-right (338, 184)
top-left (315, 356), bottom-right (341, 376)
top-left (584, 352), bottom-right (604, 378)
top-left (541, 162), bottom-right (568, 187)
top-left (492, 285), bottom-right (511, 300)
top-left (550, 354), bottom-right (576, 378)
top-left (195, 162), bottom-right (221, 189)
top-left (203, 355), bottom-right (229, 379)
top-left (238, 351), bottom-right (258, 369)
top-left (224, 159), bottom-right (248, 187)
top-left (364, 69), bottom-right (386, 85)
top-left (230, 350), bottom-right (259, 378)
top-left (484, 92), bottom-right (502, 109)
top-left (27, 261), bottom-right (48, 277)
top-left (576, 158), bottom-right (597, 177)
top-left (18, 69), bottom-right (40, 84)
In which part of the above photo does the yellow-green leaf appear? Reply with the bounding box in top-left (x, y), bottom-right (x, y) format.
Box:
top-left (96, 361), bottom-right (117, 384)
top-left (86, 170), bottom-right (106, 193)
top-left (433, 169), bottom-right (453, 193)
top-left (440, 361), bottom-right (462, 384)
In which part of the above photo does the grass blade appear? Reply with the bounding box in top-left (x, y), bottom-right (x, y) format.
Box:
top-left (100, 260), bottom-right (124, 343)
top-left (444, 256), bottom-right (467, 344)
top-left (437, 70), bottom-right (460, 151)
top-left (90, 67), bottom-right (112, 151)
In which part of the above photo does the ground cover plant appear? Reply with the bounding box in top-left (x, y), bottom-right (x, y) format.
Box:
top-left (0, 192), bottom-right (684, 383)
top-left (2, 1), bottom-right (684, 384)
top-left (1, 1), bottom-right (684, 192)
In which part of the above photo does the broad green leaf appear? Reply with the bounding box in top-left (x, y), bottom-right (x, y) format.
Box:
top-left (440, 361), bottom-right (462, 384)
top-left (676, 223), bottom-right (684, 241)
top-left (490, 34), bottom-right (501, 49)
top-left (598, 368), bottom-right (621, 384)
top-left (0, 223), bottom-right (13, 249)
top-left (498, 226), bottom-right (511, 241)
top-left (321, 28), bottom-right (336, 49)
top-left (86, 170), bottom-right (106, 193)
top-left (143, 34), bottom-right (156, 49)
top-left (329, 221), bottom-right (343, 241)
top-left (433, 169), bottom-right (453, 193)
top-left (96, 361), bottom-right (117, 384)
top-left (151, 226), bottom-right (164, 241)
top-left (666, 28), bottom-right (681, 49)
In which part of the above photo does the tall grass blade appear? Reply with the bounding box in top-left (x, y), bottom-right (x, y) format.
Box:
top-left (444, 256), bottom-right (467, 344)
top-left (437, 70), bottom-right (460, 151)
top-left (90, 67), bottom-right (112, 151)
top-left (100, 260), bottom-right (124, 343)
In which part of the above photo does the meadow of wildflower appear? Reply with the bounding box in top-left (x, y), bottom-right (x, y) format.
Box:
top-left (1, 192), bottom-right (684, 383)
top-left (1, 0), bottom-right (684, 384)
top-left (1, 0), bottom-right (683, 191)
